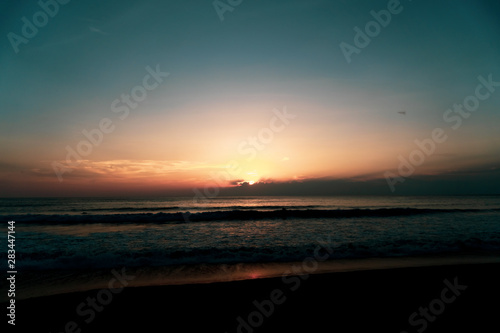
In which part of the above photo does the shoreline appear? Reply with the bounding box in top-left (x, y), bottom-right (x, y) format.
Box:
top-left (4, 252), bottom-right (500, 302)
top-left (8, 261), bottom-right (500, 332)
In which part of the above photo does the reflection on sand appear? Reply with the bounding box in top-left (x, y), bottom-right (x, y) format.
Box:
top-left (8, 254), bottom-right (500, 302)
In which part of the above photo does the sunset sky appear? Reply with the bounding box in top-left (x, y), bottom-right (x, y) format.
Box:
top-left (1, 0), bottom-right (500, 196)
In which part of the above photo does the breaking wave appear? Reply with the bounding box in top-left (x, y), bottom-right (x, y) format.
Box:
top-left (4, 207), bottom-right (499, 225)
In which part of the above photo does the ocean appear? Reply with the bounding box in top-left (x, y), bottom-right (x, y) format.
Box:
top-left (2, 195), bottom-right (500, 272)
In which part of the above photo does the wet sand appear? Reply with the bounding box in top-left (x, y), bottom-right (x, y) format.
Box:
top-left (7, 261), bottom-right (500, 332)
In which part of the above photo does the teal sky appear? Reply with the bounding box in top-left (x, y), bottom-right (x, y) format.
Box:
top-left (1, 0), bottom-right (500, 196)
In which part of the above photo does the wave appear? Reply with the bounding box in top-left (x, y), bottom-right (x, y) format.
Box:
top-left (8, 236), bottom-right (500, 271)
top-left (73, 206), bottom-right (183, 212)
top-left (70, 205), bottom-right (322, 213)
top-left (4, 207), bottom-right (499, 224)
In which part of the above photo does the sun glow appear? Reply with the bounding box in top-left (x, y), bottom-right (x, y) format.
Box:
top-left (236, 180), bottom-right (256, 186)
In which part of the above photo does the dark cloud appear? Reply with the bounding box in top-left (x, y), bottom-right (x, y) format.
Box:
top-left (219, 171), bottom-right (500, 196)
top-left (228, 179), bottom-right (245, 186)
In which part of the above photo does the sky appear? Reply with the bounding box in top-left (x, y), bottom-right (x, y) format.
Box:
top-left (1, 0), bottom-right (500, 197)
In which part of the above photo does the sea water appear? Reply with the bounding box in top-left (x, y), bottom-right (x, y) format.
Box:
top-left (2, 196), bottom-right (500, 271)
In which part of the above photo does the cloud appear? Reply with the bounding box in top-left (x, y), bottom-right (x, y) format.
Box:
top-left (89, 26), bottom-right (109, 35)
top-left (218, 169), bottom-right (500, 196)
top-left (228, 179), bottom-right (245, 185)
top-left (30, 160), bottom-right (213, 180)
top-left (35, 24), bottom-right (109, 51)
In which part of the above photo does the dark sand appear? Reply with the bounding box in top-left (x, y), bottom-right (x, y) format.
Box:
top-left (6, 262), bottom-right (499, 332)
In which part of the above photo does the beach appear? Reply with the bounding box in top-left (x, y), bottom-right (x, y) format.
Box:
top-left (4, 0), bottom-right (500, 331)
top-left (7, 260), bottom-right (500, 332)
top-left (3, 196), bottom-right (500, 331)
